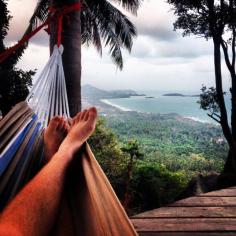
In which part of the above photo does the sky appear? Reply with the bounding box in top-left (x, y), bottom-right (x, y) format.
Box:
top-left (6, 0), bottom-right (231, 92)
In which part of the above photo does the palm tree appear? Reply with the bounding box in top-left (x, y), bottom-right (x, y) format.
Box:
top-left (121, 139), bottom-right (143, 210)
top-left (24, 0), bottom-right (141, 116)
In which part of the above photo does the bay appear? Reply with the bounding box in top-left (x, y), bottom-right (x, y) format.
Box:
top-left (103, 91), bottom-right (231, 124)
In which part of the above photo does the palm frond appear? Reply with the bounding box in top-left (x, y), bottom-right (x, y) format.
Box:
top-left (83, 0), bottom-right (137, 69)
top-left (81, 3), bottom-right (102, 55)
top-left (15, 0), bottom-right (138, 70)
top-left (110, 0), bottom-right (142, 15)
top-left (102, 23), bottom-right (123, 69)
top-left (26, 0), bottom-right (49, 35)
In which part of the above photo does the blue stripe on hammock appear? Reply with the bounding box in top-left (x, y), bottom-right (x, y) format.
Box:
top-left (0, 122), bottom-right (42, 209)
top-left (0, 114), bottom-right (38, 177)
top-left (10, 122), bottom-right (42, 196)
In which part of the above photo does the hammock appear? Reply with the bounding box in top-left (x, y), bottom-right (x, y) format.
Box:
top-left (0, 45), bottom-right (137, 235)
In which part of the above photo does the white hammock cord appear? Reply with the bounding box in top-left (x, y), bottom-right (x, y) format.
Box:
top-left (27, 45), bottom-right (70, 128)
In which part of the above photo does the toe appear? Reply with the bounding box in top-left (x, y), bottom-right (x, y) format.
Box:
top-left (84, 110), bottom-right (90, 121)
top-left (51, 116), bottom-right (61, 124)
top-left (75, 111), bottom-right (82, 123)
top-left (48, 116), bottom-right (61, 130)
top-left (71, 117), bottom-right (76, 126)
top-left (56, 117), bottom-right (65, 131)
top-left (67, 118), bottom-right (73, 126)
top-left (62, 123), bottom-right (68, 137)
top-left (80, 109), bottom-right (87, 121)
top-left (88, 107), bottom-right (97, 120)
top-left (63, 121), bottom-right (69, 132)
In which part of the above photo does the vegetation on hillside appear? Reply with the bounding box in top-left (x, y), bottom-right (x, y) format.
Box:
top-left (106, 112), bottom-right (227, 174)
top-left (88, 114), bottom-right (226, 214)
top-left (167, 0), bottom-right (236, 175)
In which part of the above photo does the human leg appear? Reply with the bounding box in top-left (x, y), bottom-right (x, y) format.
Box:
top-left (0, 108), bottom-right (97, 236)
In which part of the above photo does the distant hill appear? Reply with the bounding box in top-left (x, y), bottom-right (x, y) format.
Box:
top-left (163, 93), bottom-right (199, 97)
top-left (82, 84), bottom-right (145, 99)
top-left (163, 93), bottom-right (185, 97)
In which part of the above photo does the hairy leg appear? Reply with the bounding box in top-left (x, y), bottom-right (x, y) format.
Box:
top-left (0, 108), bottom-right (97, 236)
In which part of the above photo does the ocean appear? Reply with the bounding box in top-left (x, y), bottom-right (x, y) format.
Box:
top-left (101, 91), bottom-right (231, 124)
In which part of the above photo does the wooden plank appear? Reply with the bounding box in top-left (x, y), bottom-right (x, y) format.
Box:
top-left (138, 233), bottom-right (236, 236)
top-left (169, 197), bottom-right (236, 207)
top-left (198, 189), bottom-right (236, 197)
top-left (132, 207), bottom-right (236, 218)
top-left (131, 218), bottom-right (236, 232)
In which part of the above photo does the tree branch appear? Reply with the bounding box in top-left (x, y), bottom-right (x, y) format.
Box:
top-left (213, 38), bottom-right (233, 147)
top-left (232, 27), bottom-right (236, 68)
top-left (207, 113), bottom-right (221, 123)
top-left (214, 112), bottom-right (221, 119)
top-left (220, 38), bottom-right (233, 72)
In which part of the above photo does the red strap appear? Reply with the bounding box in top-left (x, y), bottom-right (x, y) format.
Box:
top-left (0, 19), bottom-right (49, 63)
top-left (0, 2), bottom-right (81, 63)
top-left (49, 2), bottom-right (81, 47)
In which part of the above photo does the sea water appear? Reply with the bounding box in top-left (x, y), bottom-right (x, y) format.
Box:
top-left (103, 91), bottom-right (231, 124)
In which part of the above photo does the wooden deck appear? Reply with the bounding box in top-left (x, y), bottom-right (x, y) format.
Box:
top-left (131, 187), bottom-right (236, 235)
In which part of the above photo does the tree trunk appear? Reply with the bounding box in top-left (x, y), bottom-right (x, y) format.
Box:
top-left (223, 148), bottom-right (236, 173)
top-left (50, 0), bottom-right (82, 117)
top-left (231, 72), bottom-right (236, 139)
top-left (212, 37), bottom-right (236, 174)
top-left (229, 28), bottom-right (236, 141)
top-left (224, 72), bottom-right (236, 174)
top-left (123, 154), bottom-right (134, 211)
top-left (213, 39), bottom-right (232, 143)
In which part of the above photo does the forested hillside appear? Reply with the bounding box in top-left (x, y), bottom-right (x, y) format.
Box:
top-left (106, 112), bottom-right (227, 175)
top-left (88, 112), bottom-right (227, 215)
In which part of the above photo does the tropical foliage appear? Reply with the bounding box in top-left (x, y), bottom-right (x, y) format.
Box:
top-left (198, 86), bottom-right (221, 123)
top-left (106, 112), bottom-right (227, 175)
top-left (0, 0), bottom-right (35, 116)
top-left (167, 0), bottom-right (236, 175)
top-left (16, 0), bottom-right (141, 115)
top-left (89, 115), bottom-right (224, 214)
top-left (25, 0), bottom-right (140, 69)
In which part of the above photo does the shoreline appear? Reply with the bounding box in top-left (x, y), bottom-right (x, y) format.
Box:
top-left (99, 99), bottom-right (214, 125)
top-left (183, 116), bottom-right (211, 124)
top-left (100, 99), bottom-right (132, 112)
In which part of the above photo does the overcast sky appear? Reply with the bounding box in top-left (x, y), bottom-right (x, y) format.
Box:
top-left (6, 0), bottom-right (231, 92)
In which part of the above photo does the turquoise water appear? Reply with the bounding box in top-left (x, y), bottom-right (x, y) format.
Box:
top-left (104, 91), bottom-right (231, 124)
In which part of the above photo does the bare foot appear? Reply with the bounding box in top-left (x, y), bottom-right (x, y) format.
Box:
top-left (58, 107), bottom-right (97, 159)
top-left (44, 116), bottom-right (69, 162)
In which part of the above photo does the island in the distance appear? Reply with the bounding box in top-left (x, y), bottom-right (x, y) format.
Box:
top-left (163, 93), bottom-right (199, 97)
top-left (82, 84), bottom-right (145, 99)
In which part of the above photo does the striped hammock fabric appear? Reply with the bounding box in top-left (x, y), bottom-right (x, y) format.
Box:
top-left (0, 45), bottom-right (137, 235)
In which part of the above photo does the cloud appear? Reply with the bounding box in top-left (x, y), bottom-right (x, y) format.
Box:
top-left (17, 44), bottom-right (49, 72)
top-left (131, 0), bottom-right (177, 41)
top-left (158, 37), bottom-right (213, 58)
top-left (131, 35), bottom-right (213, 61)
top-left (7, 0), bottom-right (231, 93)
top-left (80, 45), bottom-right (218, 92)
top-left (5, 0), bottom-right (48, 47)
top-left (136, 20), bottom-right (177, 41)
